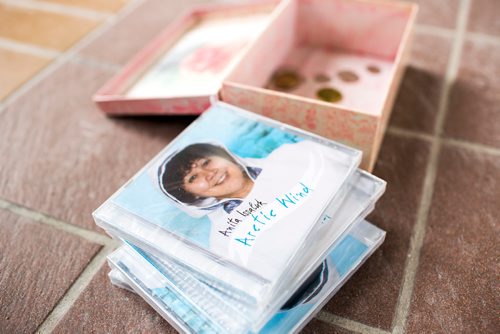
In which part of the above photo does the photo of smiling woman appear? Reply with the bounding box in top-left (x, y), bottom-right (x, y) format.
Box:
top-left (157, 143), bottom-right (260, 218)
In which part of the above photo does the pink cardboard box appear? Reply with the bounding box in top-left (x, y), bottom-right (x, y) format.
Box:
top-left (222, 0), bottom-right (418, 170)
top-left (93, 1), bottom-right (278, 115)
top-left (94, 0), bottom-right (417, 171)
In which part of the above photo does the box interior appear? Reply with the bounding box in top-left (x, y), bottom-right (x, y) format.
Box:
top-left (121, 6), bottom-right (274, 99)
top-left (225, 0), bottom-right (413, 115)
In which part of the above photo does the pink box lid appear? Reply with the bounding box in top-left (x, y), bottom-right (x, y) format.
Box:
top-left (93, 1), bottom-right (278, 116)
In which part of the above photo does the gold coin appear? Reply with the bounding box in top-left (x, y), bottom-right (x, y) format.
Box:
top-left (316, 87), bottom-right (342, 103)
top-left (338, 70), bottom-right (359, 82)
top-left (270, 69), bottom-right (302, 91)
top-left (367, 65), bottom-right (381, 73)
top-left (314, 73), bottom-right (330, 83)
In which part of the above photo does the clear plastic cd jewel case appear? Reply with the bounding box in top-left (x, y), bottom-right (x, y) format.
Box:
top-left (138, 168), bottom-right (386, 332)
top-left (106, 167), bottom-right (385, 333)
top-left (137, 170), bottom-right (385, 327)
top-left (93, 101), bottom-right (362, 311)
top-left (108, 219), bottom-right (386, 334)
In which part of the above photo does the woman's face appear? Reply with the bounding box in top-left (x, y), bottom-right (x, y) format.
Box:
top-left (182, 155), bottom-right (251, 199)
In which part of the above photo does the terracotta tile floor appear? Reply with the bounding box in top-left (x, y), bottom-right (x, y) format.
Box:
top-left (0, 0), bottom-right (498, 333)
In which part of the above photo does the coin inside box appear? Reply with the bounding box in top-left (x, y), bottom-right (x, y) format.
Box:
top-left (265, 47), bottom-right (395, 113)
top-left (221, 0), bottom-right (417, 170)
top-left (93, 2), bottom-right (276, 115)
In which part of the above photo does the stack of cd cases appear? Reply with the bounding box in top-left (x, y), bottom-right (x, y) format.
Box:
top-left (93, 101), bottom-right (387, 333)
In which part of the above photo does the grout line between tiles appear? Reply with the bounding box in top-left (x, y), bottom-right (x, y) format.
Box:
top-left (35, 243), bottom-right (117, 334)
top-left (0, 0), bottom-right (111, 21)
top-left (70, 54), bottom-right (122, 72)
top-left (0, 198), bottom-right (113, 246)
top-left (417, 0), bottom-right (470, 137)
top-left (316, 311), bottom-right (391, 334)
top-left (442, 138), bottom-right (500, 157)
top-left (387, 126), bottom-right (500, 157)
top-left (391, 0), bottom-right (470, 333)
top-left (386, 126), bottom-right (435, 143)
top-left (414, 24), bottom-right (454, 39)
top-left (0, 37), bottom-right (121, 72)
top-left (466, 31), bottom-right (500, 46)
top-left (0, 37), bottom-right (61, 58)
top-left (0, 0), bottom-right (147, 116)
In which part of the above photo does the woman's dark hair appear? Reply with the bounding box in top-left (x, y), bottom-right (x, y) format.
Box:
top-left (158, 143), bottom-right (238, 204)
